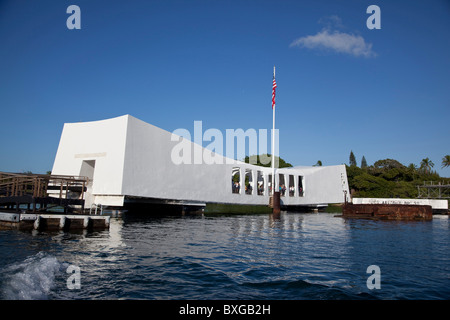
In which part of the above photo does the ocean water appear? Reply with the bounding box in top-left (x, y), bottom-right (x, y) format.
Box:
top-left (0, 212), bottom-right (449, 300)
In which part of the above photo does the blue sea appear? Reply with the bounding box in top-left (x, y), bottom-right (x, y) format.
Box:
top-left (0, 212), bottom-right (449, 301)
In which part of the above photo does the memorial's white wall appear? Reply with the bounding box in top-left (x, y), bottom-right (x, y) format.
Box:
top-left (51, 115), bottom-right (350, 207)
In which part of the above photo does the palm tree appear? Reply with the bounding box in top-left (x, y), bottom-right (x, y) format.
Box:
top-left (420, 157), bottom-right (434, 174)
top-left (442, 155), bottom-right (450, 169)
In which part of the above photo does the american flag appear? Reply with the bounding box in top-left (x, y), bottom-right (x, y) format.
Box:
top-left (272, 76), bottom-right (277, 109)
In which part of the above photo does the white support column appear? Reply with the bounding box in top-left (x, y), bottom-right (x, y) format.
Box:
top-left (300, 176), bottom-right (305, 196)
top-left (251, 170), bottom-right (256, 196)
top-left (284, 174), bottom-right (288, 196)
top-left (263, 173), bottom-right (268, 196)
top-left (294, 175), bottom-right (298, 197)
top-left (263, 173), bottom-right (269, 196)
top-left (239, 167), bottom-right (244, 195)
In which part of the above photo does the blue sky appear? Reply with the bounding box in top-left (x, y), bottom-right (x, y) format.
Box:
top-left (1, 0), bottom-right (449, 176)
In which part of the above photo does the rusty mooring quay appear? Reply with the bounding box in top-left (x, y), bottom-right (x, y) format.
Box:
top-left (339, 203), bottom-right (433, 221)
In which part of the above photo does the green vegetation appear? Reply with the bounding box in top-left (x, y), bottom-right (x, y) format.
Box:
top-left (349, 151), bottom-right (357, 167)
top-left (361, 156), bottom-right (368, 169)
top-left (420, 157), bottom-right (434, 174)
top-left (346, 152), bottom-right (450, 199)
top-left (244, 154), bottom-right (293, 168)
top-left (441, 155), bottom-right (450, 169)
top-left (313, 160), bottom-right (322, 167)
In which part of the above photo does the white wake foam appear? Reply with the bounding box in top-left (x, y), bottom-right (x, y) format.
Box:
top-left (2, 252), bottom-right (63, 300)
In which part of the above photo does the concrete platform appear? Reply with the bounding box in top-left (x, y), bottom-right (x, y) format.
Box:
top-left (0, 211), bottom-right (110, 231)
top-left (352, 198), bottom-right (448, 214)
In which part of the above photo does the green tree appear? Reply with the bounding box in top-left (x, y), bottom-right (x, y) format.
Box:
top-left (373, 159), bottom-right (405, 170)
top-left (406, 163), bottom-right (418, 181)
top-left (314, 160), bottom-right (322, 167)
top-left (345, 165), bottom-right (364, 192)
top-left (350, 169), bottom-right (418, 198)
top-left (361, 156), bottom-right (368, 169)
top-left (381, 168), bottom-right (401, 181)
top-left (244, 154), bottom-right (293, 168)
top-left (442, 155), bottom-right (450, 169)
top-left (352, 172), bottom-right (391, 198)
top-left (349, 151), bottom-right (357, 167)
top-left (347, 156), bottom-right (445, 199)
top-left (420, 157), bottom-right (434, 174)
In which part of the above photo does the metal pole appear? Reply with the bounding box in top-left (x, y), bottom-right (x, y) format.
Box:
top-left (271, 66), bottom-right (281, 215)
top-left (271, 66), bottom-right (276, 193)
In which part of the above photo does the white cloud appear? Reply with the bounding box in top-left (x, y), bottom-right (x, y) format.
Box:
top-left (318, 15), bottom-right (344, 30)
top-left (290, 29), bottom-right (376, 58)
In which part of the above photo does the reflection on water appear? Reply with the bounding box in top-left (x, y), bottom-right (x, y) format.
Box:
top-left (0, 212), bottom-right (449, 300)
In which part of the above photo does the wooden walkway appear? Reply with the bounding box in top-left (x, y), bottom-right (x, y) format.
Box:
top-left (0, 172), bottom-right (111, 230)
top-left (0, 171), bottom-right (88, 214)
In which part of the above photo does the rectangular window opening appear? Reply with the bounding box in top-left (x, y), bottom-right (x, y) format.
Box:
top-left (279, 174), bottom-right (286, 197)
top-left (245, 169), bottom-right (253, 195)
top-left (257, 171), bottom-right (264, 196)
top-left (231, 167), bottom-right (240, 194)
top-left (298, 176), bottom-right (304, 197)
top-left (289, 175), bottom-right (295, 197)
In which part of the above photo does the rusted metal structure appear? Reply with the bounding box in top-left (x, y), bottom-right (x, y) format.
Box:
top-left (0, 171), bottom-right (88, 214)
top-left (340, 203), bottom-right (432, 221)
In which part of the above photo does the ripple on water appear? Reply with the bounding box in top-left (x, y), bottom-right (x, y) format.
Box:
top-left (0, 213), bottom-right (449, 300)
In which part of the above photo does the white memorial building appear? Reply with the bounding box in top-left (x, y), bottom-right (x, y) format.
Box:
top-left (51, 115), bottom-right (350, 212)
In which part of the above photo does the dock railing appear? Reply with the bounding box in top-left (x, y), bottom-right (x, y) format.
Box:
top-left (0, 172), bottom-right (88, 198)
top-left (0, 172), bottom-right (88, 213)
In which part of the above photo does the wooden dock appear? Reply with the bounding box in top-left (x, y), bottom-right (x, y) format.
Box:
top-left (0, 171), bottom-right (110, 231)
top-left (0, 171), bottom-right (87, 213)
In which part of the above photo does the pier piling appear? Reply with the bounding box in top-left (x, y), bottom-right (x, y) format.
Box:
top-left (272, 191), bottom-right (281, 215)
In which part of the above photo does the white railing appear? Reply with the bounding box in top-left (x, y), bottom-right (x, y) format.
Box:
top-left (89, 203), bottom-right (103, 215)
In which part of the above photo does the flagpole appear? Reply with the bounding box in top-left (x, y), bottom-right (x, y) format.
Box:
top-left (271, 66), bottom-right (276, 195)
top-left (271, 66), bottom-right (281, 215)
